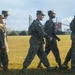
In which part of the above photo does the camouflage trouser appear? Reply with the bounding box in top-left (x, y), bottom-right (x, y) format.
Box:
top-left (45, 39), bottom-right (61, 65)
top-left (64, 41), bottom-right (73, 64)
top-left (71, 40), bottom-right (75, 69)
top-left (0, 47), bottom-right (8, 69)
top-left (23, 42), bottom-right (50, 68)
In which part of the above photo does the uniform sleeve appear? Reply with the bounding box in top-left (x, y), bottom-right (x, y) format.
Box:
top-left (0, 29), bottom-right (5, 47)
top-left (35, 22), bottom-right (50, 39)
top-left (52, 23), bottom-right (58, 39)
top-left (44, 21), bottom-right (48, 32)
top-left (44, 21), bottom-right (52, 36)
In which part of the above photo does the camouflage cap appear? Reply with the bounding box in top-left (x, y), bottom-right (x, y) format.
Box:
top-left (48, 10), bottom-right (55, 15)
top-left (36, 10), bottom-right (45, 16)
top-left (2, 10), bottom-right (9, 16)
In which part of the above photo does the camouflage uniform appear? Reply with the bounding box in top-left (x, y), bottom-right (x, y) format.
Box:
top-left (45, 19), bottom-right (62, 66)
top-left (2, 11), bottom-right (9, 53)
top-left (70, 17), bottom-right (75, 71)
top-left (0, 14), bottom-right (8, 70)
top-left (23, 19), bottom-right (52, 69)
top-left (0, 23), bottom-right (8, 70)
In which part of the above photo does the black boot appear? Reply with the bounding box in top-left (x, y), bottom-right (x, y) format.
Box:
top-left (37, 62), bottom-right (43, 68)
top-left (3, 67), bottom-right (8, 71)
top-left (47, 66), bottom-right (57, 72)
top-left (0, 63), bottom-right (2, 68)
top-left (58, 63), bottom-right (64, 70)
top-left (62, 62), bottom-right (68, 69)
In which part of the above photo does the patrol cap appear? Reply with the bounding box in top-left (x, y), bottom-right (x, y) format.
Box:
top-left (36, 10), bottom-right (45, 16)
top-left (48, 10), bottom-right (55, 15)
top-left (2, 10), bottom-right (9, 16)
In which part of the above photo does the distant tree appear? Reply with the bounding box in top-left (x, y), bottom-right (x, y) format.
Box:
top-left (56, 30), bottom-right (65, 35)
top-left (19, 30), bottom-right (27, 35)
top-left (9, 30), bottom-right (18, 36)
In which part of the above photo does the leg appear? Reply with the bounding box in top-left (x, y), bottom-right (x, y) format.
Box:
top-left (45, 43), bottom-right (51, 55)
top-left (51, 39), bottom-right (62, 68)
top-left (1, 47), bottom-right (8, 70)
top-left (37, 43), bottom-right (51, 68)
top-left (37, 44), bottom-right (56, 71)
top-left (0, 49), bottom-right (2, 68)
top-left (64, 41), bottom-right (73, 65)
top-left (23, 43), bottom-right (39, 69)
top-left (71, 40), bottom-right (75, 71)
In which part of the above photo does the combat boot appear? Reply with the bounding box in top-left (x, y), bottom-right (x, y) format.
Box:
top-left (58, 63), bottom-right (65, 70)
top-left (62, 63), bottom-right (68, 69)
top-left (47, 66), bottom-right (57, 72)
top-left (37, 64), bottom-right (43, 68)
top-left (70, 68), bottom-right (75, 72)
top-left (3, 67), bottom-right (8, 71)
top-left (37, 62), bottom-right (43, 68)
top-left (20, 68), bottom-right (27, 75)
top-left (0, 63), bottom-right (2, 68)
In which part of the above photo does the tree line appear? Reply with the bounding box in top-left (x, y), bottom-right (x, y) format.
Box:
top-left (7, 30), bottom-right (28, 36)
top-left (6, 30), bottom-right (65, 36)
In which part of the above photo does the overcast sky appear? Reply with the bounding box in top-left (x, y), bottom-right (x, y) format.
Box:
top-left (0, 0), bottom-right (75, 31)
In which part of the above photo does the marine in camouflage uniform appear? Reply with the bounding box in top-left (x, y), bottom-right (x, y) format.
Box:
top-left (1, 10), bottom-right (9, 53)
top-left (0, 10), bottom-right (9, 71)
top-left (61, 16), bottom-right (75, 70)
top-left (37, 10), bottom-right (63, 69)
top-left (0, 12), bottom-right (8, 71)
top-left (69, 16), bottom-right (75, 71)
top-left (20, 10), bottom-right (56, 74)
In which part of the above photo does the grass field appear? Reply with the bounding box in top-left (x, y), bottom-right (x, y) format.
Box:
top-left (0, 35), bottom-right (75, 75)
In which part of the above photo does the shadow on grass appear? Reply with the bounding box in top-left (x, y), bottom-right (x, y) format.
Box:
top-left (0, 68), bottom-right (75, 75)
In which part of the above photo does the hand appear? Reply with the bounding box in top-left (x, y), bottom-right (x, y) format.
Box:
top-left (50, 37), bottom-right (53, 41)
top-left (2, 46), bottom-right (6, 48)
top-left (57, 37), bottom-right (60, 41)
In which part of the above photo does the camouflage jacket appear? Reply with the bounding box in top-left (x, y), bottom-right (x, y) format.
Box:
top-left (0, 29), bottom-right (5, 47)
top-left (44, 19), bottom-right (58, 40)
top-left (0, 18), bottom-right (6, 47)
top-left (29, 19), bottom-right (50, 43)
top-left (70, 17), bottom-right (75, 32)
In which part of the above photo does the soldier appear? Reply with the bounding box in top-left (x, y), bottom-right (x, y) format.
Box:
top-left (62, 16), bottom-right (75, 70)
top-left (69, 16), bottom-right (75, 71)
top-left (0, 14), bottom-right (8, 71)
top-left (37, 10), bottom-right (63, 69)
top-left (1, 10), bottom-right (9, 53)
top-left (20, 10), bottom-right (56, 74)
top-left (0, 14), bottom-right (5, 68)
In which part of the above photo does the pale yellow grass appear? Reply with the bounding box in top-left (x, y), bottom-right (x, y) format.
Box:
top-left (7, 35), bottom-right (71, 69)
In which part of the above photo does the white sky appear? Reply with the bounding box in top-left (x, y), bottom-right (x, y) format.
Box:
top-left (0, 0), bottom-right (75, 31)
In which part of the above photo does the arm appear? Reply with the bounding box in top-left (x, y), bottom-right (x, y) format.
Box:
top-left (35, 22), bottom-right (50, 39)
top-left (0, 29), bottom-right (5, 48)
top-left (52, 23), bottom-right (60, 41)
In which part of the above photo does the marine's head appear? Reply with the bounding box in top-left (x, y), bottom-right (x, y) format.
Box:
top-left (36, 10), bottom-right (45, 21)
top-left (2, 10), bottom-right (9, 19)
top-left (48, 10), bottom-right (56, 19)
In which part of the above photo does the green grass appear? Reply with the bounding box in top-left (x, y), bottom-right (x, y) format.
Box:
top-left (0, 35), bottom-right (74, 75)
